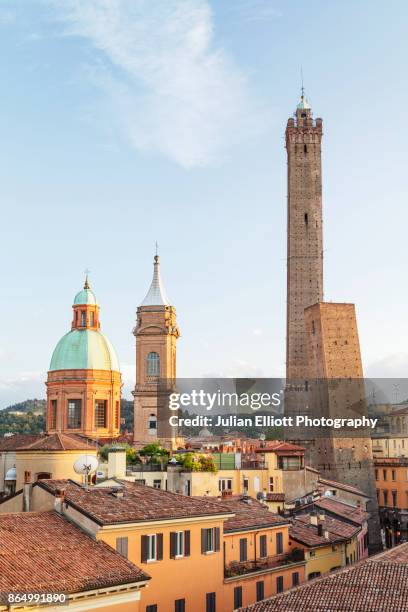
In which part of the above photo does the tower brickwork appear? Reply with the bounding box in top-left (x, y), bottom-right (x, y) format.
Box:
top-left (304, 302), bottom-right (381, 551)
top-left (133, 256), bottom-right (180, 448)
top-left (286, 96), bottom-right (323, 384)
top-left (285, 95), bottom-right (323, 420)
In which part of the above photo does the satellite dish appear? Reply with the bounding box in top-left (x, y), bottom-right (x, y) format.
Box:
top-left (324, 490), bottom-right (333, 497)
top-left (73, 455), bottom-right (99, 476)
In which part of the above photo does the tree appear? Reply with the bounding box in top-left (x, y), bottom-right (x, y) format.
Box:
top-left (175, 453), bottom-right (217, 472)
top-left (99, 443), bottom-right (140, 465)
top-left (139, 443), bottom-right (169, 465)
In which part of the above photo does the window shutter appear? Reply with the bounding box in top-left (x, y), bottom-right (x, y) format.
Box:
top-left (215, 527), bottom-right (220, 552)
top-left (157, 533), bottom-right (163, 560)
top-left (170, 532), bottom-right (176, 559)
top-left (185, 530), bottom-right (191, 557)
top-left (141, 535), bottom-right (148, 563)
top-left (123, 537), bottom-right (129, 558)
top-left (234, 586), bottom-right (242, 609)
top-left (256, 581), bottom-right (264, 602)
top-left (260, 534), bottom-right (267, 558)
top-left (240, 538), bottom-right (247, 562)
top-left (201, 528), bottom-right (206, 554)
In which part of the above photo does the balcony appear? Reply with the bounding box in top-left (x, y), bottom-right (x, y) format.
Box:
top-left (224, 550), bottom-right (305, 578)
top-left (127, 463), bottom-right (167, 473)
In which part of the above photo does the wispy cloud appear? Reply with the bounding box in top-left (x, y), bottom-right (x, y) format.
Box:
top-left (49, 0), bottom-right (265, 167)
top-left (0, 371), bottom-right (43, 391)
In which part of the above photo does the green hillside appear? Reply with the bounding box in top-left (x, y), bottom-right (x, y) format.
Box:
top-left (0, 399), bottom-right (134, 436)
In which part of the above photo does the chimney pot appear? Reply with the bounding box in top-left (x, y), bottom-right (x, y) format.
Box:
top-left (54, 488), bottom-right (66, 514)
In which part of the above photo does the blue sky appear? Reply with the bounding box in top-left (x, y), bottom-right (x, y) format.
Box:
top-left (1, 0), bottom-right (408, 406)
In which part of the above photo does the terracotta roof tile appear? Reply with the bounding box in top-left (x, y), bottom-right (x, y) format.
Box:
top-left (38, 479), bottom-right (233, 525)
top-left (318, 477), bottom-right (370, 498)
top-left (0, 434), bottom-right (42, 451)
top-left (240, 542), bottom-right (408, 611)
top-left (0, 433), bottom-right (97, 452)
top-left (292, 514), bottom-right (360, 545)
top-left (0, 511), bottom-right (149, 601)
top-left (213, 497), bottom-right (290, 532)
top-left (266, 493), bottom-right (285, 502)
top-left (314, 497), bottom-right (369, 526)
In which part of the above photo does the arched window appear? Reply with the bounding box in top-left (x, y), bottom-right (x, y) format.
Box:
top-left (147, 352), bottom-right (160, 377)
top-left (148, 414), bottom-right (157, 431)
top-left (36, 472), bottom-right (51, 481)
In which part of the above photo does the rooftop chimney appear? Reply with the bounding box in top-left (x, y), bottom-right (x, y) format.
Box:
top-left (54, 487), bottom-right (66, 514)
top-left (23, 472), bottom-right (32, 512)
top-left (108, 447), bottom-right (127, 479)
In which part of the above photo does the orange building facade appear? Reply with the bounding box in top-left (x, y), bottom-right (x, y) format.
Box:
top-left (30, 480), bottom-right (306, 612)
top-left (46, 278), bottom-right (122, 439)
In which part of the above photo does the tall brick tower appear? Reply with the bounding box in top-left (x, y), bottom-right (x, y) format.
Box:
top-left (285, 92), bottom-right (323, 417)
top-left (133, 254), bottom-right (181, 448)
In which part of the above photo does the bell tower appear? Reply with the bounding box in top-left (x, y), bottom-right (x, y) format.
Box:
top-left (133, 254), bottom-right (180, 447)
top-left (285, 91), bottom-right (323, 418)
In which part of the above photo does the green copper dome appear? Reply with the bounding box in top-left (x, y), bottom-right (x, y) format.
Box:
top-left (73, 288), bottom-right (98, 306)
top-left (49, 329), bottom-right (120, 372)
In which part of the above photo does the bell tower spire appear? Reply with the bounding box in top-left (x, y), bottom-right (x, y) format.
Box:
top-left (133, 253), bottom-right (180, 449)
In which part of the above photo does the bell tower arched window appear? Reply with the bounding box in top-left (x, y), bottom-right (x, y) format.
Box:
top-left (147, 352), bottom-right (160, 377)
